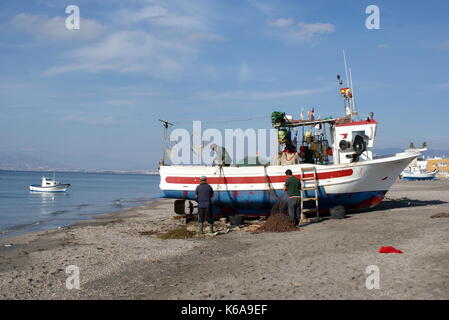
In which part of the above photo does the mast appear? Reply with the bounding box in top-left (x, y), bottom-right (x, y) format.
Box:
top-left (158, 119), bottom-right (174, 166)
top-left (342, 50), bottom-right (352, 117)
top-left (340, 50), bottom-right (359, 119)
top-left (343, 50), bottom-right (350, 90)
top-left (349, 68), bottom-right (358, 118)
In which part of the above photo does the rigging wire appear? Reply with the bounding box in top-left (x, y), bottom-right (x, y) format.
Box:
top-left (168, 115), bottom-right (268, 125)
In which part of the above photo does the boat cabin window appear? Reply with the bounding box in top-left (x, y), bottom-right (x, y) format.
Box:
top-left (352, 130), bottom-right (367, 139)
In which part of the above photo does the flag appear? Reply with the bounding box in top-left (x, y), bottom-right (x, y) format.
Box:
top-left (340, 88), bottom-right (351, 95)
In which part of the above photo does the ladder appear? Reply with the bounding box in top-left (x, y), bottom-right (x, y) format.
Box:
top-left (300, 166), bottom-right (320, 224)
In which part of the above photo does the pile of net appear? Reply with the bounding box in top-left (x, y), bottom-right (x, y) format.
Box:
top-left (157, 226), bottom-right (196, 239)
top-left (256, 213), bottom-right (298, 233)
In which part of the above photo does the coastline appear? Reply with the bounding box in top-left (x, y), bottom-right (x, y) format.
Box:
top-left (0, 197), bottom-right (163, 245)
top-left (0, 170), bottom-right (161, 239)
top-left (1, 180), bottom-right (449, 299)
top-left (0, 168), bottom-right (159, 175)
top-left (0, 197), bottom-right (161, 240)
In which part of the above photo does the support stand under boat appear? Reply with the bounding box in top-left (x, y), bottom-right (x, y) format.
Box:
top-left (174, 199), bottom-right (196, 222)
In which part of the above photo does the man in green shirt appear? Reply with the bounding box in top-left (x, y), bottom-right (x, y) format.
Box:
top-left (283, 169), bottom-right (301, 225)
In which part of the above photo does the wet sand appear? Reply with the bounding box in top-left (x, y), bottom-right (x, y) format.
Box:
top-left (1, 179), bottom-right (448, 299)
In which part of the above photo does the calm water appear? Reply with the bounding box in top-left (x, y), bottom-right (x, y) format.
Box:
top-left (0, 171), bottom-right (161, 238)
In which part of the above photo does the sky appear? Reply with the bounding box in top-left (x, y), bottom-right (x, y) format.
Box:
top-left (1, 0), bottom-right (449, 170)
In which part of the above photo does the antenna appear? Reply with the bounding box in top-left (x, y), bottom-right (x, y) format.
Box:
top-left (159, 119), bottom-right (174, 166)
top-left (341, 50), bottom-right (352, 117)
top-left (342, 50), bottom-right (360, 119)
top-left (343, 50), bottom-right (349, 87)
top-left (349, 68), bottom-right (358, 117)
top-left (159, 119), bottom-right (174, 129)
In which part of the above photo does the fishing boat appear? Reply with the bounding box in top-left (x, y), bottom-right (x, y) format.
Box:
top-left (401, 167), bottom-right (438, 181)
top-left (29, 175), bottom-right (71, 192)
top-left (158, 67), bottom-right (423, 217)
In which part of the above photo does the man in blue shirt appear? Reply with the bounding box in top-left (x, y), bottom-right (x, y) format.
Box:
top-left (195, 176), bottom-right (214, 234)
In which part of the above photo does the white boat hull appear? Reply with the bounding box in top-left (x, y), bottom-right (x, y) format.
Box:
top-left (401, 170), bottom-right (437, 181)
top-left (29, 184), bottom-right (70, 192)
top-left (159, 151), bottom-right (419, 215)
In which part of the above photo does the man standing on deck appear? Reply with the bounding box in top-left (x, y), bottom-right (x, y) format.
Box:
top-left (283, 169), bottom-right (301, 225)
top-left (195, 176), bottom-right (214, 235)
top-left (210, 143), bottom-right (232, 167)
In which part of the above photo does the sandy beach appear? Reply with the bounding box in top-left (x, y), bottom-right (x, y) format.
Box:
top-left (0, 179), bottom-right (448, 300)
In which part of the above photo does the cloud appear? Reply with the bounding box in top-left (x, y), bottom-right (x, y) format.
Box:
top-left (268, 18), bottom-right (335, 43)
top-left (62, 115), bottom-right (115, 125)
top-left (197, 88), bottom-right (321, 100)
top-left (186, 32), bottom-right (227, 42)
top-left (105, 99), bottom-right (137, 106)
top-left (44, 30), bottom-right (196, 77)
top-left (119, 5), bottom-right (204, 29)
top-left (11, 13), bottom-right (104, 41)
top-left (0, 82), bottom-right (30, 90)
top-left (438, 82), bottom-right (449, 89)
top-left (100, 84), bottom-right (166, 97)
top-left (252, 89), bottom-right (320, 99)
top-left (41, 1), bottom-right (224, 77)
top-left (117, 4), bottom-right (225, 42)
top-left (239, 62), bottom-right (250, 83)
top-left (247, 0), bottom-right (276, 15)
top-left (268, 18), bottom-right (294, 28)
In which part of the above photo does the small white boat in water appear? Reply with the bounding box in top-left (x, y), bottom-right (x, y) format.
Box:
top-left (29, 175), bottom-right (71, 192)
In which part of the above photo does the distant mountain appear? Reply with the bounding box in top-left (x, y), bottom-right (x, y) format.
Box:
top-left (0, 150), bottom-right (154, 172)
top-left (0, 151), bottom-right (68, 170)
top-left (2, 147), bottom-right (447, 172)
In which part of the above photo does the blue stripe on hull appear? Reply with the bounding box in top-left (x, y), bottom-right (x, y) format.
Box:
top-left (30, 190), bottom-right (68, 193)
top-left (162, 189), bottom-right (387, 215)
top-left (402, 177), bottom-right (436, 181)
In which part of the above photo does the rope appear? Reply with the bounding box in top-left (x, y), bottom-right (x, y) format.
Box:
top-left (263, 164), bottom-right (287, 214)
top-left (216, 164), bottom-right (283, 214)
top-left (218, 165), bottom-right (239, 211)
top-left (284, 153), bottom-right (297, 162)
top-left (263, 164), bottom-right (281, 201)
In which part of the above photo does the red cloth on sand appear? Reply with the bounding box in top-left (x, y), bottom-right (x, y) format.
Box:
top-left (378, 246), bottom-right (403, 254)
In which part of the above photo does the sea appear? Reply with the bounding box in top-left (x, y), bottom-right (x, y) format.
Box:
top-left (0, 170), bottom-right (161, 238)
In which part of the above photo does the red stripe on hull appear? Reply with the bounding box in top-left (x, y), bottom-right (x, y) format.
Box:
top-left (351, 191), bottom-right (386, 209)
top-left (166, 169), bottom-right (353, 184)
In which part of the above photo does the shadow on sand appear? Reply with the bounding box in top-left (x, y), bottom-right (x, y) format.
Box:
top-left (352, 197), bottom-right (448, 214)
top-left (268, 197), bottom-right (447, 221)
top-left (309, 198), bottom-right (448, 222)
